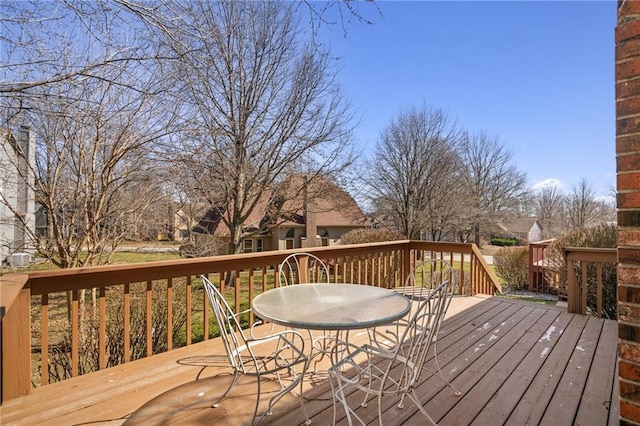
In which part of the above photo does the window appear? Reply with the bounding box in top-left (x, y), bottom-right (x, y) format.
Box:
top-left (285, 228), bottom-right (295, 250)
top-left (243, 239), bottom-right (253, 253)
top-left (256, 238), bottom-right (263, 252)
top-left (319, 228), bottom-right (330, 247)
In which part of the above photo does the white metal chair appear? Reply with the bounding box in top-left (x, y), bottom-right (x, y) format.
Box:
top-left (278, 253), bottom-right (334, 372)
top-left (201, 275), bottom-right (311, 425)
top-left (329, 277), bottom-right (456, 425)
top-left (367, 259), bottom-right (461, 396)
top-left (368, 259), bottom-right (454, 345)
top-left (279, 252), bottom-right (330, 286)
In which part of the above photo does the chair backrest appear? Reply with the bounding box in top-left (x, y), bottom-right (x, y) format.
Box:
top-left (201, 275), bottom-right (251, 373)
top-left (279, 252), bottom-right (330, 286)
top-left (401, 258), bottom-right (454, 300)
top-left (390, 269), bottom-right (456, 389)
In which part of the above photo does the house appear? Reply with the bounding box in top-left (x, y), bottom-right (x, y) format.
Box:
top-left (494, 217), bottom-right (543, 243)
top-left (0, 126), bottom-right (36, 267)
top-left (174, 203), bottom-right (209, 242)
top-left (192, 175), bottom-right (369, 255)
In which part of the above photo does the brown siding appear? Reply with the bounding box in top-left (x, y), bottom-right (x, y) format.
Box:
top-left (617, 0), bottom-right (640, 422)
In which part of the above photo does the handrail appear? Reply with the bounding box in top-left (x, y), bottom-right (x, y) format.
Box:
top-left (528, 239), bottom-right (556, 294)
top-left (1, 273), bottom-right (31, 401)
top-left (564, 247), bottom-right (617, 317)
top-left (471, 243), bottom-right (503, 295)
top-left (0, 273), bottom-right (29, 320)
top-left (1, 240), bottom-right (499, 402)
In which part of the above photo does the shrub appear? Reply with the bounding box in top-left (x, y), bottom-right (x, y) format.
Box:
top-left (44, 280), bottom-right (189, 385)
top-left (546, 224), bottom-right (617, 319)
top-left (494, 247), bottom-right (529, 291)
top-left (490, 237), bottom-right (518, 247)
top-left (180, 237), bottom-right (224, 258)
top-left (339, 228), bottom-right (405, 245)
top-left (339, 228), bottom-right (405, 287)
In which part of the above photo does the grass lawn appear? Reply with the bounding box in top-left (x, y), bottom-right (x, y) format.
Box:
top-left (7, 249), bottom-right (182, 273)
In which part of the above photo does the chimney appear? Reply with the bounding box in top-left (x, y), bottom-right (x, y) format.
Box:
top-left (15, 126), bottom-right (32, 251)
top-left (303, 176), bottom-right (317, 248)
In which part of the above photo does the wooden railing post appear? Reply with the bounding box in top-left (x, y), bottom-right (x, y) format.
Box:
top-left (299, 256), bottom-right (310, 283)
top-left (403, 246), bottom-right (411, 287)
top-left (1, 276), bottom-right (32, 402)
top-left (565, 249), bottom-right (586, 315)
top-left (564, 247), bottom-right (617, 316)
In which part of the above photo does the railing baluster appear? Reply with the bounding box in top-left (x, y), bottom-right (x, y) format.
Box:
top-left (248, 269), bottom-right (255, 326)
top-left (99, 286), bottom-right (106, 369)
top-left (146, 281), bottom-right (153, 357)
top-left (459, 253), bottom-right (465, 295)
top-left (41, 293), bottom-right (49, 385)
top-left (597, 263), bottom-right (603, 318)
top-left (71, 289), bottom-right (79, 377)
top-left (363, 256), bottom-right (369, 285)
top-left (234, 270), bottom-right (241, 315)
top-left (185, 276), bottom-right (192, 346)
top-left (203, 274), bottom-right (210, 340)
top-left (167, 278), bottom-right (173, 351)
top-left (124, 283), bottom-right (130, 362)
top-left (581, 263), bottom-right (588, 316)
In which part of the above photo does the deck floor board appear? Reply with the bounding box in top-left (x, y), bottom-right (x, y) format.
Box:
top-left (470, 307), bottom-right (572, 425)
top-left (0, 296), bottom-right (618, 426)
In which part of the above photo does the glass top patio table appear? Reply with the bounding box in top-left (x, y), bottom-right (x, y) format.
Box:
top-left (252, 283), bottom-right (411, 331)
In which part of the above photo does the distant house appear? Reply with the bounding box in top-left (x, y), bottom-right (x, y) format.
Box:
top-left (495, 217), bottom-right (544, 244)
top-left (192, 175), bottom-right (369, 255)
top-left (0, 127), bottom-right (36, 266)
top-left (173, 202), bottom-right (209, 242)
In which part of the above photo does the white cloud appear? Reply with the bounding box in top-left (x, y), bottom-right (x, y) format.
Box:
top-left (530, 178), bottom-right (563, 192)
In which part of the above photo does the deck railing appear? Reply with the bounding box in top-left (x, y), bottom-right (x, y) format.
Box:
top-left (565, 247), bottom-right (618, 317)
top-left (1, 240), bottom-right (500, 403)
top-left (528, 239), bottom-right (557, 294)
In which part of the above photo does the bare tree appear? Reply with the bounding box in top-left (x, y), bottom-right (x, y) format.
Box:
top-left (1, 0), bottom-right (378, 98)
top-left (151, 1), bottom-right (357, 254)
top-left (533, 185), bottom-right (565, 238)
top-left (299, 0), bottom-right (381, 39)
top-left (2, 0), bottom-right (364, 263)
top-left (458, 131), bottom-right (529, 247)
top-left (564, 178), bottom-right (613, 230)
top-left (2, 62), bottom-right (175, 268)
top-left (0, 0), bottom-right (180, 99)
top-left (363, 105), bottom-right (462, 240)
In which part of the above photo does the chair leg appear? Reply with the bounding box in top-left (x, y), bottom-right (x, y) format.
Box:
top-left (254, 361), bottom-right (311, 425)
top-left (210, 369), bottom-right (242, 408)
top-left (298, 358), bottom-right (312, 425)
top-left (406, 389), bottom-right (437, 426)
top-left (432, 342), bottom-right (462, 396)
top-left (330, 376), bottom-right (339, 426)
top-left (330, 374), bottom-right (357, 426)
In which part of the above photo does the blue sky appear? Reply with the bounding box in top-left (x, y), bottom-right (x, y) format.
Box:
top-left (316, 1), bottom-right (616, 199)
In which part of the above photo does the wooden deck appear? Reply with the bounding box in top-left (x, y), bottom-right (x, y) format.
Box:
top-left (1, 296), bottom-right (618, 425)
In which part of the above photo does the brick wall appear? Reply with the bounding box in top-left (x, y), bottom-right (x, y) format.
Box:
top-left (618, 1), bottom-right (640, 423)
